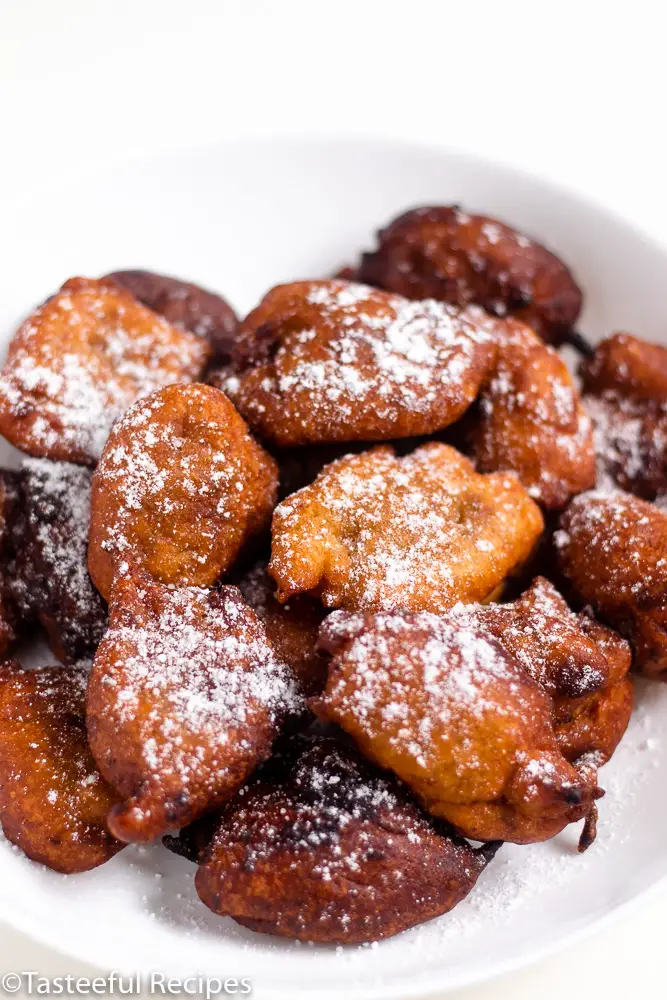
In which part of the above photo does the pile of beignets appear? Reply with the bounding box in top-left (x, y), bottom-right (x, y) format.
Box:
top-left (0, 204), bottom-right (664, 946)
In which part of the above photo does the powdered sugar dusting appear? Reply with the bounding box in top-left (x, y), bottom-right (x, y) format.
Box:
top-left (271, 443), bottom-right (542, 612)
top-left (94, 581), bottom-right (302, 796)
top-left (0, 279), bottom-right (209, 462)
top-left (225, 280), bottom-right (497, 443)
top-left (11, 457), bottom-right (106, 661)
top-left (584, 392), bottom-right (667, 498)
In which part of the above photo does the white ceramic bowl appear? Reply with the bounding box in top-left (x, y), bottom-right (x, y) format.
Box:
top-left (1, 138), bottom-right (666, 1000)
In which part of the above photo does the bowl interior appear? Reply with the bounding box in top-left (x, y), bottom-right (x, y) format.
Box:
top-left (0, 137), bottom-right (666, 1000)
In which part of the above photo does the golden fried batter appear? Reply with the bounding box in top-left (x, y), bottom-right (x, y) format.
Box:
top-left (106, 270), bottom-right (238, 364)
top-left (11, 459), bottom-right (106, 664)
top-left (0, 277), bottom-right (210, 465)
top-left (222, 280), bottom-right (497, 446)
top-left (0, 662), bottom-right (123, 872)
top-left (234, 560), bottom-right (327, 698)
top-left (195, 736), bottom-right (499, 944)
top-left (353, 206), bottom-right (582, 344)
top-left (0, 469), bottom-right (23, 656)
top-left (471, 319), bottom-right (595, 509)
top-left (468, 577), bottom-right (633, 765)
top-left (86, 568), bottom-right (302, 842)
top-left (269, 442), bottom-right (543, 613)
top-left (88, 383), bottom-right (277, 601)
top-left (581, 333), bottom-right (667, 499)
top-left (315, 610), bottom-right (600, 846)
top-left (556, 490), bottom-right (667, 680)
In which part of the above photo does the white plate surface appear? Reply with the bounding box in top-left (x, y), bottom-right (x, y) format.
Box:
top-left (0, 138), bottom-right (666, 999)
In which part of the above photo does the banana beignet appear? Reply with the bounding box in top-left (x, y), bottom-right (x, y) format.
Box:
top-left (464, 577), bottom-right (633, 765)
top-left (314, 610), bottom-right (600, 847)
top-left (270, 442), bottom-right (543, 613)
top-left (0, 469), bottom-right (24, 656)
top-left (221, 279), bottom-right (497, 446)
top-left (88, 383), bottom-right (277, 600)
top-left (471, 319), bottom-right (595, 509)
top-left (351, 206), bottom-right (582, 345)
top-left (11, 458), bottom-right (106, 664)
top-left (0, 277), bottom-right (210, 465)
top-left (556, 489), bottom-right (667, 680)
top-left (195, 736), bottom-right (499, 944)
top-left (86, 569), bottom-right (302, 842)
top-left (0, 661), bottom-right (123, 872)
top-left (581, 333), bottom-right (667, 499)
top-left (106, 270), bottom-right (238, 364)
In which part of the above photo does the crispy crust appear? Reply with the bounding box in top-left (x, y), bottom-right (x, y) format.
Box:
top-left (88, 383), bottom-right (278, 600)
top-left (269, 442), bottom-right (544, 613)
top-left (0, 277), bottom-right (210, 465)
top-left (354, 206), bottom-right (582, 344)
top-left (86, 569), bottom-right (301, 842)
top-left (556, 490), bottom-right (667, 680)
top-left (222, 280), bottom-right (497, 446)
top-left (0, 661), bottom-right (123, 872)
top-left (106, 270), bottom-right (238, 364)
top-left (314, 610), bottom-right (600, 845)
top-left (471, 319), bottom-right (595, 509)
top-left (196, 736), bottom-right (498, 943)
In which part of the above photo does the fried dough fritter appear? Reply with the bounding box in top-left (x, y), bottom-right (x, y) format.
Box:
top-left (581, 333), bottom-right (667, 499)
top-left (556, 490), bottom-right (667, 680)
top-left (195, 735), bottom-right (498, 944)
top-left (314, 611), bottom-right (600, 846)
top-left (0, 469), bottom-right (24, 656)
top-left (469, 577), bottom-right (633, 765)
top-left (269, 442), bottom-right (544, 613)
top-left (106, 270), bottom-right (238, 364)
top-left (86, 568), bottom-right (302, 843)
top-left (352, 206), bottom-right (582, 344)
top-left (0, 661), bottom-right (123, 873)
top-left (471, 319), bottom-right (595, 509)
top-left (88, 383), bottom-right (278, 601)
top-left (0, 277), bottom-right (211, 466)
top-left (234, 560), bottom-right (327, 698)
top-left (10, 458), bottom-right (106, 664)
top-left (221, 279), bottom-right (498, 446)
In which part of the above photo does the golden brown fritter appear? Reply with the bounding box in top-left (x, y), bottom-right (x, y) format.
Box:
top-left (466, 577), bottom-right (633, 765)
top-left (269, 442), bottom-right (544, 613)
top-left (0, 469), bottom-right (24, 656)
top-left (353, 206), bottom-right (582, 344)
top-left (471, 319), bottom-right (595, 509)
top-left (88, 383), bottom-right (278, 601)
top-left (582, 332), bottom-right (667, 400)
top-left (234, 560), bottom-right (327, 698)
top-left (11, 459), bottom-right (106, 664)
top-left (86, 568), bottom-right (302, 843)
top-left (552, 676), bottom-right (634, 765)
top-left (581, 333), bottom-right (667, 499)
top-left (314, 610), bottom-right (600, 846)
top-left (106, 270), bottom-right (238, 364)
top-left (195, 736), bottom-right (499, 944)
top-left (0, 277), bottom-right (210, 465)
top-left (0, 661), bottom-right (123, 873)
top-left (221, 280), bottom-right (498, 446)
top-left (556, 490), bottom-right (667, 681)
top-left (473, 576), bottom-right (629, 700)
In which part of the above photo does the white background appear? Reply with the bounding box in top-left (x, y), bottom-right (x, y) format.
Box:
top-left (0, 1), bottom-right (664, 997)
